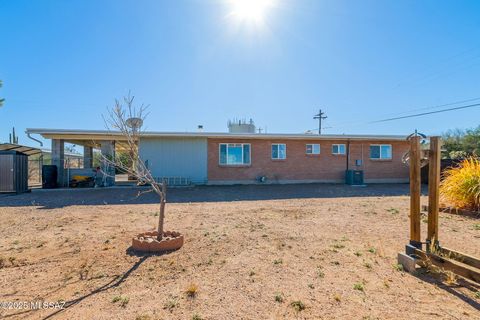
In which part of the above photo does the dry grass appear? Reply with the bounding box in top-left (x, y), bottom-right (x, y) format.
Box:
top-left (191, 314), bottom-right (203, 320)
top-left (111, 295), bottom-right (129, 307)
top-left (353, 282), bottom-right (365, 292)
top-left (421, 249), bottom-right (460, 286)
top-left (185, 283), bottom-right (198, 298)
top-left (0, 186), bottom-right (479, 319)
top-left (444, 271), bottom-right (458, 285)
top-left (274, 293), bottom-right (284, 303)
top-left (440, 158), bottom-right (480, 211)
top-left (290, 300), bottom-right (306, 312)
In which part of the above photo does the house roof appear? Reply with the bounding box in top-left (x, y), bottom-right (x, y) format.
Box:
top-left (26, 128), bottom-right (409, 142)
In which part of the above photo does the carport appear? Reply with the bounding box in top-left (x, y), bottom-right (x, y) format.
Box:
top-left (26, 129), bottom-right (132, 187)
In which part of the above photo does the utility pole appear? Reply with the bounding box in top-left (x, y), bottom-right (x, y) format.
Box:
top-left (313, 109), bottom-right (327, 135)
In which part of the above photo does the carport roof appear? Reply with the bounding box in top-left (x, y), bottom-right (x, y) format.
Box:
top-left (26, 128), bottom-right (409, 141)
top-left (0, 143), bottom-right (42, 156)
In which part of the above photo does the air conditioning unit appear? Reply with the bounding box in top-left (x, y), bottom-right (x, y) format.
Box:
top-left (345, 170), bottom-right (364, 185)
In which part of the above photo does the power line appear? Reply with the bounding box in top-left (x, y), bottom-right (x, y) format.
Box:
top-left (305, 100), bottom-right (480, 133)
top-left (369, 102), bottom-right (480, 124)
top-left (394, 50), bottom-right (480, 90)
top-left (313, 109), bottom-right (327, 134)
top-left (322, 97), bottom-right (480, 130)
top-left (379, 96), bottom-right (480, 119)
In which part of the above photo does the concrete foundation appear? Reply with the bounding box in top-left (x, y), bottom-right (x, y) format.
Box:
top-left (397, 252), bottom-right (418, 273)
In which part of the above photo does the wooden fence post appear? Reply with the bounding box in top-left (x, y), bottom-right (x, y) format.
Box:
top-left (427, 136), bottom-right (441, 249)
top-left (409, 136), bottom-right (421, 247)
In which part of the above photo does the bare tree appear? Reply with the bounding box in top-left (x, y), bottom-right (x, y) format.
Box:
top-left (102, 93), bottom-right (167, 241)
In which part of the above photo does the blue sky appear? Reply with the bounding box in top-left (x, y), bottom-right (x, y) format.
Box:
top-left (1, 0), bottom-right (480, 147)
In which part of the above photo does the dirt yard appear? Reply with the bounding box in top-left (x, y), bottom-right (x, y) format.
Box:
top-left (0, 184), bottom-right (479, 320)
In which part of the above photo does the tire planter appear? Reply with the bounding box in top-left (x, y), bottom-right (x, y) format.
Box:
top-left (132, 231), bottom-right (184, 252)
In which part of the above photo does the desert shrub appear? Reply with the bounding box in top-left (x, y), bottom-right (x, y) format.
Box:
top-left (290, 300), bottom-right (305, 311)
top-left (274, 293), bottom-right (284, 303)
top-left (185, 283), bottom-right (198, 297)
top-left (163, 298), bottom-right (178, 310)
top-left (440, 158), bottom-right (480, 211)
top-left (111, 295), bottom-right (129, 307)
top-left (353, 282), bottom-right (365, 291)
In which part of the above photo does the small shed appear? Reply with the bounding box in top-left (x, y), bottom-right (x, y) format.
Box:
top-left (0, 144), bottom-right (42, 193)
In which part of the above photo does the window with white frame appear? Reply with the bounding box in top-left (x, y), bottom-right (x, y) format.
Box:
top-left (370, 144), bottom-right (392, 159)
top-left (306, 144), bottom-right (320, 154)
top-left (219, 143), bottom-right (251, 165)
top-left (271, 144), bottom-right (286, 159)
top-left (332, 144), bottom-right (346, 155)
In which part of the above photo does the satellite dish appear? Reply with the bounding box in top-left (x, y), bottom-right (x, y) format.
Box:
top-left (402, 151), bottom-right (429, 168)
top-left (403, 130), bottom-right (430, 167)
top-left (407, 130), bottom-right (428, 144)
top-left (126, 117), bottom-right (143, 129)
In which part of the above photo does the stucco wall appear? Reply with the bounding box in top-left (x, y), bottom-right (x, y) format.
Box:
top-left (139, 137), bottom-right (208, 184)
top-left (207, 138), bottom-right (409, 184)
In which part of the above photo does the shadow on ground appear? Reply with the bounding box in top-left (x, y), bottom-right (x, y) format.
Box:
top-left (0, 183), bottom-right (421, 209)
top-left (2, 248), bottom-right (177, 320)
top-left (413, 270), bottom-right (480, 311)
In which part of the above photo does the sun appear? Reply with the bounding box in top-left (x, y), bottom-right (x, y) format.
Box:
top-left (229, 0), bottom-right (275, 24)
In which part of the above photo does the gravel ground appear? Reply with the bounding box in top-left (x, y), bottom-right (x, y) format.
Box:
top-left (0, 184), bottom-right (479, 320)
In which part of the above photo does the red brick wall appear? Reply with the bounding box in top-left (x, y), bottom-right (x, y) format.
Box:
top-left (207, 138), bottom-right (410, 183)
top-left (347, 141), bottom-right (410, 182)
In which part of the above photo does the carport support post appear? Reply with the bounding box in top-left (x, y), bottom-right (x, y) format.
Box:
top-left (100, 140), bottom-right (115, 186)
top-left (409, 136), bottom-right (421, 248)
top-left (427, 136), bottom-right (441, 251)
top-left (83, 146), bottom-right (93, 168)
top-left (51, 139), bottom-right (65, 187)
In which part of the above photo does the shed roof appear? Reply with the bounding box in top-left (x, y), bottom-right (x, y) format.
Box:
top-left (0, 143), bottom-right (42, 156)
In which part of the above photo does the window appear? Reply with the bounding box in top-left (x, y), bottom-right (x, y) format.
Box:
top-left (332, 144), bottom-right (346, 155)
top-left (306, 144), bottom-right (320, 154)
top-left (271, 144), bottom-right (286, 159)
top-left (370, 144), bottom-right (392, 159)
top-left (219, 143), bottom-right (251, 165)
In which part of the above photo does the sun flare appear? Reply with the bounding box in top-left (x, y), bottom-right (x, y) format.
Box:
top-left (229, 0), bottom-right (275, 23)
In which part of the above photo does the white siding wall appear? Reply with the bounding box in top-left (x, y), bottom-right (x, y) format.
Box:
top-left (139, 137), bottom-right (208, 184)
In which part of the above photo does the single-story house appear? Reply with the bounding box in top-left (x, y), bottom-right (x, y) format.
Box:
top-left (27, 124), bottom-right (410, 187)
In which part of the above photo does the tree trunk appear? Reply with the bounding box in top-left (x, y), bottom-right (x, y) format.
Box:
top-left (157, 199), bottom-right (165, 241)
